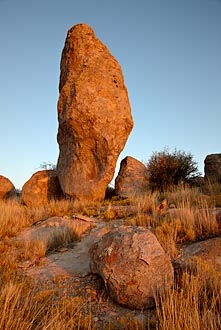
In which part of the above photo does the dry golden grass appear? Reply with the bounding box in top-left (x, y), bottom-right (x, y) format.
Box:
top-left (155, 198), bottom-right (219, 258)
top-left (130, 191), bottom-right (159, 216)
top-left (0, 281), bottom-right (93, 330)
top-left (0, 198), bottom-right (95, 240)
top-left (15, 239), bottom-right (47, 261)
top-left (0, 237), bottom-right (92, 329)
top-left (0, 200), bottom-right (30, 239)
top-left (0, 186), bottom-right (220, 329)
top-left (156, 259), bottom-right (221, 330)
top-left (127, 188), bottom-right (220, 259)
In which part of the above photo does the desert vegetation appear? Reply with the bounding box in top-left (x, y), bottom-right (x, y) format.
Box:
top-left (146, 148), bottom-right (200, 192)
top-left (0, 150), bottom-right (221, 329)
top-left (0, 178), bottom-right (220, 329)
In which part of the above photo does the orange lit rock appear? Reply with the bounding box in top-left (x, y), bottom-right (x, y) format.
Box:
top-left (90, 225), bottom-right (174, 309)
top-left (0, 175), bottom-right (15, 200)
top-left (57, 24), bottom-right (133, 202)
top-left (115, 156), bottom-right (149, 197)
top-left (22, 170), bottom-right (63, 206)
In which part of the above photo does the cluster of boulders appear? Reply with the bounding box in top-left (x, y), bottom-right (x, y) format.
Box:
top-left (19, 23), bottom-right (134, 206)
top-left (1, 23), bottom-right (220, 312)
top-left (1, 152), bottom-right (218, 205)
top-left (1, 152), bottom-right (221, 204)
top-left (1, 24), bottom-right (221, 205)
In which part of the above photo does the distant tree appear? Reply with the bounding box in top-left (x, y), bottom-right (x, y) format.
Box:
top-left (146, 148), bottom-right (200, 191)
top-left (38, 161), bottom-right (56, 170)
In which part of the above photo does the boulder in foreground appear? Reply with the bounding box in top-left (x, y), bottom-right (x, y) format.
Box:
top-left (90, 225), bottom-right (174, 309)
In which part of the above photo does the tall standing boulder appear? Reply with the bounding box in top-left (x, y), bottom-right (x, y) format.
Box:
top-left (57, 23), bottom-right (133, 202)
top-left (204, 154), bottom-right (221, 183)
top-left (115, 156), bottom-right (149, 198)
top-left (22, 170), bottom-right (63, 206)
top-left (0, 175), bottom-right (16, 200)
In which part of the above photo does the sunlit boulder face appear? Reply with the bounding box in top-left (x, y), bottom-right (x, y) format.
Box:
top-left (115, 156), bottom-right (149, 198)
top-left (57, 23), bottom-right (133, 202)
top-left (90, 225), bottom-right (174, 309)
top-left (22, 170), bottom-right (63, 206)
top-left (0, 175), bottom-right (15, 200)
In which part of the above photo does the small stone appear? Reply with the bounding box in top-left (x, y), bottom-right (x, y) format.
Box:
top-left (56, 247), bottom-right (69, 253)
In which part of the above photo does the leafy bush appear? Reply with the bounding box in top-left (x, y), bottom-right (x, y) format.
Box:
top-left (146, 148), bottom-right (200, 191)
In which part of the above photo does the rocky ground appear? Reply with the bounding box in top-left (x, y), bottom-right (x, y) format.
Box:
top-left (12, 210), bottom-right (221, 329)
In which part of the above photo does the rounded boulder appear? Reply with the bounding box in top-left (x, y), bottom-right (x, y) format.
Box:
top-left (90, 225), bottom-right (174, 309)
top-left (0, 175), bottom-right (15, 200)
top-left (22, 170), bottom-right (63, 206)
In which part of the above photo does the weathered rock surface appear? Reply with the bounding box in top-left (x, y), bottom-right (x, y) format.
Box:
top-left (204, 153), bottom-right (221, 183)
top-left (0, 175), bottom-right (15, 200)
top-left (90, 225), bottom-right (174, 309)
top-left (18, 219), bottom-right (154, 327)
top-left (174, 237), bottom-right (221, 274)
top-left (23, 218), bottom-right (122, 279)
top-left (57, 23), bottom-right (133, 202)
top-left (10, 217), bottom-right (221, 328)
top-left (22, 170), bottom-right (63, 206)
top-left (115, 156), bottom-right (149, 197)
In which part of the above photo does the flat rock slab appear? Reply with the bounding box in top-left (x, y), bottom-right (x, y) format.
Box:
top-left (175, 237), bottom-right (221, 273)
top-left (16, 215), bottom-right (97, 244)
top-left (25, 220), bottom-right (124, 281)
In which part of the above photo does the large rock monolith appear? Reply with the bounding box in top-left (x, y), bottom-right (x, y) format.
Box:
top-left (90, 225), bottom-right (174, 309)
top-left (57, 23), bottom-right (133, 202)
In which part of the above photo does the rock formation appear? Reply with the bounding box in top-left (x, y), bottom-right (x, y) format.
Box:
top-left (22, 170), bottom-right (63, 206)
top-left (90, 225), bottom-right (174, 309)
top-left (0, 175), bottom-right (15, 200)
top-left (57, 23), bottom-right (133, 202)
top-left (115, 156), bottom-right (149, 197)
top-left (204, 153), bottom-right (221, 183)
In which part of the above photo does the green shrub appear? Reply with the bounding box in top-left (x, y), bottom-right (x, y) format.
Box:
top-left (146, 148), bottom-right (200, 192)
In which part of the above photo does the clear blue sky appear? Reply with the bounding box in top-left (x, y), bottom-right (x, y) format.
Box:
top-left (0, 0), bottom-right (221, 189)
